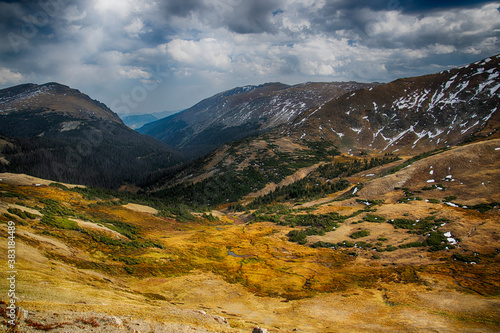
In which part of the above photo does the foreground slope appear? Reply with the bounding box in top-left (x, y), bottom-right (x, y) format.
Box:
top-left (138, 81), bottom-right (375, 159)
top-left (0, 139), bottom-right (499, 332)
top-left (0, 83), bottom-right (184, 188)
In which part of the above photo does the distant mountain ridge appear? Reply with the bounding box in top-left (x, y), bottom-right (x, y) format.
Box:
top-left (138, 81), bottom-right (376, 158)
top-left (120, 113), bottom-right (158, 129)
top-left (0, 82), bottom-right (184, 188)
top-left (119, 110), bottom-right (183, 129)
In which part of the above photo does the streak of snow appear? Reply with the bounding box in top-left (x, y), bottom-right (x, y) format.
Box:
top-left (331, 128), bottom-right (344, 138)
top-left (381, 126), bottom-right (413, 151)
top-left (460, 120), bottom-right (480, 134)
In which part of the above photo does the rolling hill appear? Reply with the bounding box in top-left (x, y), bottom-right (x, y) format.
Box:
top-left (0, 138), bottom-right (498, 331)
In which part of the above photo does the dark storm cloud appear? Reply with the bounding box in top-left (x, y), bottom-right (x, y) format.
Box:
top-left (163, 0), bottom-right (206, 17)
top-left (161, 0), bottom-right (281, 34)
top-left (0, 0), bottom-right (498, 112)
top-left (223, 0), bottom-right (281, 34)
top-left (400, 0), bottom-right (497, 12)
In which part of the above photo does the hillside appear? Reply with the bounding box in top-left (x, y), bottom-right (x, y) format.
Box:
top-left (138, 81), bottom-right (375, 159)
top-left (0, 83), bottom-right (184, 188)
top-left (153, 55), bottom-right (500, 207)
top-left (286, 54), bottom-right (500, 154)
top-left (0, 139), bottom-right (498, 332)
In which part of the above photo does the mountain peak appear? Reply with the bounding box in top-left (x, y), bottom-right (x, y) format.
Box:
top-left (0, 82), bottom-right (123, 124)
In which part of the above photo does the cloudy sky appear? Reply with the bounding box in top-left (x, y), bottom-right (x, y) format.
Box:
top-left (0, 0), bottom-right (499, 115)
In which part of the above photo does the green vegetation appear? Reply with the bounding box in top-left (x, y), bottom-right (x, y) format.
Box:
top-left (41, 215), bottom-right (80, 230)
top-left (467, 202), bottom-right (500, 213)
top-left (388, 216), bottom-right (455, 251)
top-left (49, 182), bottom-right (69, 190)
top-left (250, 179), bottom-right (350, 206)
top-left (396, 188), bottom-right (423, 203)
top-left (7, 207), bottom-right (38, 220)
top-left (350, 230), bottom-right (370, 239)
top-left (386, 148), bottom-right (449, 175)
top-left (99, 219), bottom-right (138, 240)
top-left (452, 252), bottom-right (481, 264)
top-left (154, 141), bottom-right (344, 208)
top-left (316, 156), bottom-right (400, 179)
top-left (72, 186), bottom-right (197, 221)
top-left (251, 156), bottom-right (398, 207)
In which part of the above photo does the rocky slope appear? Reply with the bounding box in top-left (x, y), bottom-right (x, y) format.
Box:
top-left (286, 54), bottom-right (500, 154)
top-left (0, 83), bottom-right (184, 188)
top-left (138, 81), bottom-right (375, 158)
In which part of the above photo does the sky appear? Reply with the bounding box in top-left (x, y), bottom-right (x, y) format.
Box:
top-left (0, 0), bottom-right (499, 116)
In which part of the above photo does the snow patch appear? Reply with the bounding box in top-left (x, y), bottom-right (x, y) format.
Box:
top-left (444, 231), bottom-right (458, 245)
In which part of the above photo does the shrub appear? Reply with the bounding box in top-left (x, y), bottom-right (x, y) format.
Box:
top-left (350, 230), bottom-right (370, 239)
top-left (7, 207), bottom-right (38, 220)
top-left (311, 241), bottom-right (336, 249)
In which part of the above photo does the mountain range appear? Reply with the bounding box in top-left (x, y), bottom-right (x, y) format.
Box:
top-left (147, 54), bottom-right (499, 205)
top-left (0, 55), bottom-right (499, 332)
top-left (286, 55), bottom-right (500, 154)
top-left (1, 55), bottom-right (498, 190)
top-left (119, 110), bottom-right (182, 129)
top-left (137, 81), bottom-right (376, 158)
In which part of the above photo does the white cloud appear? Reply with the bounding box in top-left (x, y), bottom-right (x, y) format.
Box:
top-left (0, 67), bottom-right (24, 85)
top-left (167, 38), bottom-right (233, 71)
top-left (63, 5), bottom-right (87, 23)
top-left (125, 17), bottom-right (150, 38)
top-left (118, 67), bottom-right (152, 79)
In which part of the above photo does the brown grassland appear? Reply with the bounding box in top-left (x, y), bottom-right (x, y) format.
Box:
top-left (0, 139), bottom-right (499, 332)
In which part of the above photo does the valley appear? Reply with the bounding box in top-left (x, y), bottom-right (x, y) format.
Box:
top-left (0, 138), bottom-right (499, 332)
top-left (0, 55), bottom-right (499, 332)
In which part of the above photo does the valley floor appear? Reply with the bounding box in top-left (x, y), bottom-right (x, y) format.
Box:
top-left (0, 139), bottom-right (499, 332)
